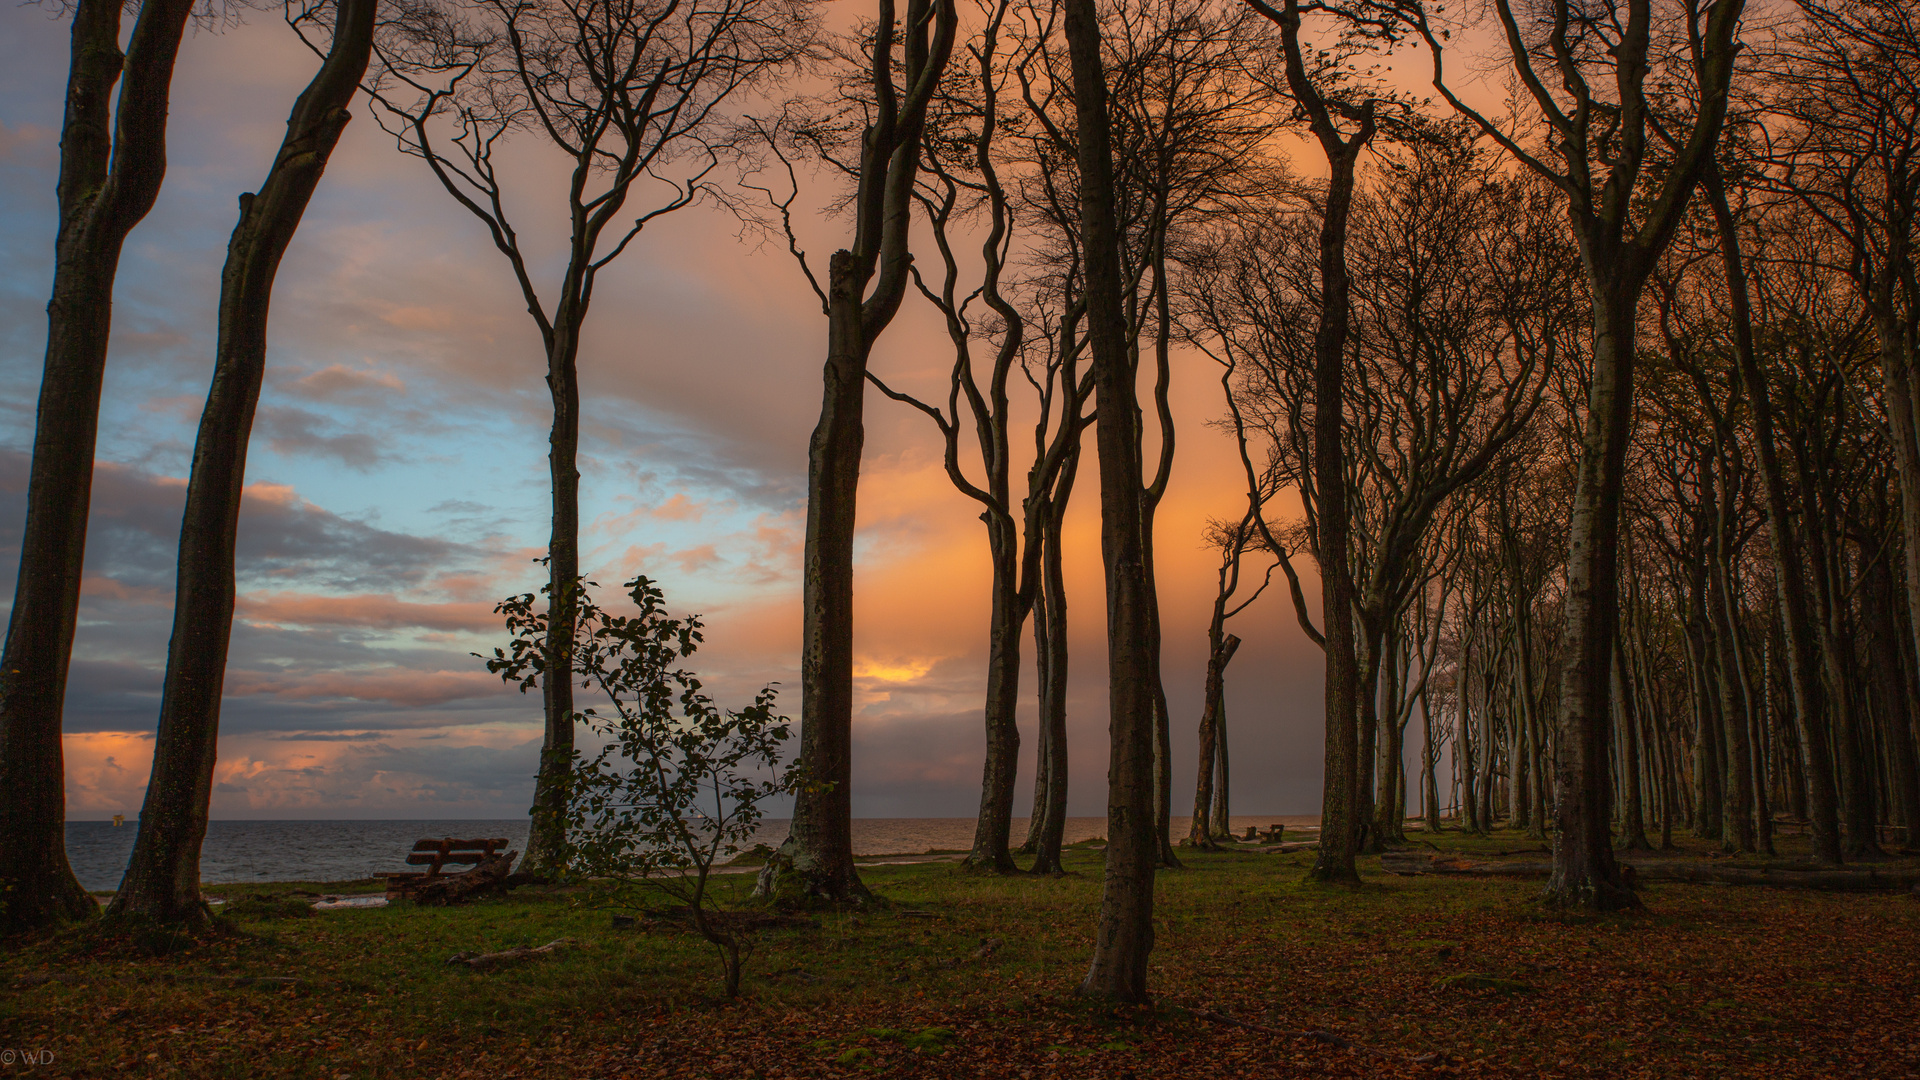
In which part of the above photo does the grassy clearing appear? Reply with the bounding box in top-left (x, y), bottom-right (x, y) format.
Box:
top-left (3, 832), bottom-right (1918, 1078)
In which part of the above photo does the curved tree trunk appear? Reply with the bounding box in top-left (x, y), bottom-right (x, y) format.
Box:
top-left (0, 0), bottom-right (195, 935)
top-left (109, 0), bottom-right (377, 924)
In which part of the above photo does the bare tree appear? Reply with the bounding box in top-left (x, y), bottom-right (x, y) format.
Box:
top-left (868, 0), bottom-right (1092, 873)
top-left (371, 0), bottom-right (817, 873)
top-left (752, 0), bottom-right (958, 904)
top-left (0, 0), bottom-right (199, 935)
top-left (1010, 0), bottom-right (1285, 866)
top-left (1184, 501), bottom-right (1278, 848)
top-left (1417, 0), bottom-right (1749, 909)
top-left (1244, 0), bottom-right (1398, 883)
top-left (1763, 0), bottom-right (1920, 860)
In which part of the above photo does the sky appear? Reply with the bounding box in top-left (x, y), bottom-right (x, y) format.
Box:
top-left (0, 1), bottom-right (1337, 822)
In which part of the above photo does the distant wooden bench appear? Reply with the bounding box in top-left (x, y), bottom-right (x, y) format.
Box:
top-left (376, 838), bottom-right (513, 900)
top-left (1240, 825), bottom-right (1287, 843)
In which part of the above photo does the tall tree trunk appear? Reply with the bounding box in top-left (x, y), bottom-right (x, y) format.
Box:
top-left (1026, 462), bottom-right (1075, 873)
top-left (1144, 542), bottom-right (1180, 869)
top-left (1143, 252), bottom-right (1179, 871)
top-left (1877, 309), bottom-right (1920, 839)
top-left (1799, 470), bottom-right (1881, 859)
top-left (1615, 637), bottom-right (1652, 850)
top-left (1068, 0), bottom-right (1157, 1000)
top-left (1706, 166), bottom-right (1841, 863)
top-left (1211, 688), bottom-right (1232, 840)
top-left (785, 252), bottom-right (878, 902)
top-left (108, 0), bottom-right (377, 924)
top-left (1543, 277), bottom-right (1639, 910)
top-left (1508, 666), bottom-right (1529, 829)
top-left (1459, 635), bottom-right (1481, 833)
top-left (1707, 483), bottom-right (1756, 853)
top-left (771, 0), bottom-right (955, 904)
top-left (1247, 0), bottom-right (1373, 884)
top-left (1020, 587), bottom-right (1051, 859)
top-left (1373, 621), bottom-right (1405, 846)
top-left (1420, 682), bottom-right (1441, 833)
top-left (0, 0), bottom-right (196, 934)
top-left (520, 310), bottom-right (586, 878)
top-left (1478, 668), bottom-right (1497, 831)
top-left (966, 523), bottom-right (1023, 872)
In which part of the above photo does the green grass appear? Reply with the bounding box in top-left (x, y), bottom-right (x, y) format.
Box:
top-left (3, 832), bottom-right (1917, 1078)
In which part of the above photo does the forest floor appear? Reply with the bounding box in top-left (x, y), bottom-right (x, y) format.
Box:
top-left (4, 829), bottom-right (1919, 1079)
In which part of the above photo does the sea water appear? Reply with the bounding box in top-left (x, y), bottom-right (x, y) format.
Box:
top-left (64, 815), bottom-right (1320, 892)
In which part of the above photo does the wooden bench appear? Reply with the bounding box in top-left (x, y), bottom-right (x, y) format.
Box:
top-left (376, 838), bottom-right (512, 900)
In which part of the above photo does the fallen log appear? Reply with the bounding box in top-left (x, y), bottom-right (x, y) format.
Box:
top-left (446, 937), bottom-right (574, 969)
top-left (1378, 853), bottom-right (1920, 891)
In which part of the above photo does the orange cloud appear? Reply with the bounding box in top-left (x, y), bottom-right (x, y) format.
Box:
top-left (63, 732), bottom-right (155, 817)
top-left (651, 493), bottom-right (706, 521)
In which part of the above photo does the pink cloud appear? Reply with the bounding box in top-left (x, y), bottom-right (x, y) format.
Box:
top-left (81, 576), bottom-right (172, 605)
top-left (670, 544), bottom-right (721, 573)
top-left (289, 363), bottom-right (408, 400)
top-left (651, 493), bottom-right (706, 522)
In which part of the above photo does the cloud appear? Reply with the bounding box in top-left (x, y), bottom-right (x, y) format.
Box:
top-left (256, 405), bottom-right (389, 469)
top-left (0, 119), bottom-right (55, 166)
top-left (651, 493), bottom-right (706, 521)
top-left (222, 668), bottom-right (502, 707)
top-left (287, 363), bottom-right (408, 401)
top-left (234, 592), bottom-right (497, 632)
